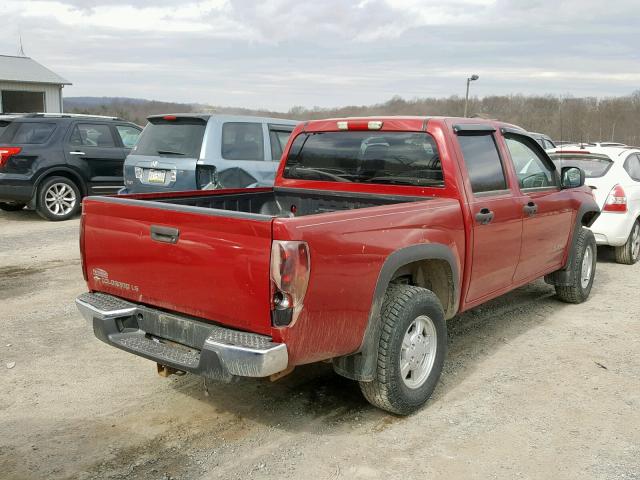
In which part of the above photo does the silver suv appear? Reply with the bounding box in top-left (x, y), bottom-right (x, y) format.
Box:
top-left (122, 114), bottom-right (298, 193)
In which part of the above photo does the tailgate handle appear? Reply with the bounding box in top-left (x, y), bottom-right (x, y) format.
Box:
top-left (150, 225), bottom-right (180, 244)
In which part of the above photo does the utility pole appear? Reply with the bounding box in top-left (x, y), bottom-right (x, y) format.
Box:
top-left (464, 74), bottom-right (479, 117)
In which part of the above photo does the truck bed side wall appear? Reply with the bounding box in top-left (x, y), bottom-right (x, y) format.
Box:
top-left (271, 198), bottom-right (465, 366)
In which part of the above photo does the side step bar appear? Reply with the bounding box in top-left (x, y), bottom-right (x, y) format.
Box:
top-left (76, 292), bottom-right (288, 380)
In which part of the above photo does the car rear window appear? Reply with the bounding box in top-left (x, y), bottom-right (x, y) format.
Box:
top-left (132, 117), bottom-right (206, 158)
top-left (4, 122), bottom-right (56, 144)
top-left (549, 153), bottom-right (613, 178)
top-left (283, 131), bottom-right (443, 186)
top-left (0, 121), bottom-right (11, 139)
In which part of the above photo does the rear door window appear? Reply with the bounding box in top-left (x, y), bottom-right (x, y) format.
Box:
top-left (115, 125), bottom-right (141, 148)
top-left (283, 131), bottom-right (443, 186)
top-left (269, 126), bottom-right (294, 161)
top-left (457, 134), bottom-right (507, 193)
top-left (70, 124), bottom-right (115, 148)
top-left (133, 118), bottom-right (206, 158)
top-left (11, 122), bottom-right (56, 144)
top-left (221, 122), bottom-right (264, 161)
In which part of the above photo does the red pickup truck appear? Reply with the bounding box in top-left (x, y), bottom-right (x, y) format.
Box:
top-left (76, 117), bottom-right (599, 414)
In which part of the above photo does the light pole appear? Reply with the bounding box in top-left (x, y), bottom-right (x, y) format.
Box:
top-left (464, 74), bottom-right (479, 117)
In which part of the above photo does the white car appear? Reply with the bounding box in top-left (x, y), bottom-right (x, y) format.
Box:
top-left (550, 146), bottom-right (640, 264)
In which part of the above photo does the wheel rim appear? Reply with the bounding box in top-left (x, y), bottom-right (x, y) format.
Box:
top-left (631, 223), bottom-right (640, 261)
top-left (400, 315), bottom-right (437, 389)
top-left (44, 183), bottom-right (76, 216)
top-left (580, 245), bottom-right (593, 289)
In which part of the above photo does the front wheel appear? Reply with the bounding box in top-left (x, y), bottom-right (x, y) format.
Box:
top-left (555, 227), bottom-right (597, 303)
top-left (36, 176), bottom-right (81, 221)
top-left (614, 220), bottom-right (640, 265)
top-left (359, 284), bottom-right (447, 415)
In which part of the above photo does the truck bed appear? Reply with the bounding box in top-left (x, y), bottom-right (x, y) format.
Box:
top-left (118, 188), bottom-right (422, 218)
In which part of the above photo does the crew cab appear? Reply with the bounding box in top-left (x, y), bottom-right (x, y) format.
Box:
top-left (76, 117), bottom-right (599, 414)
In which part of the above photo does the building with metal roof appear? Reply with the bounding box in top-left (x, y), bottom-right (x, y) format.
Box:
top-left (0, 55), bottom-right (71, 113)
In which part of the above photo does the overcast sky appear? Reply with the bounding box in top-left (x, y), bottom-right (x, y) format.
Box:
top-left (2, 0), bottom-right (639, 110)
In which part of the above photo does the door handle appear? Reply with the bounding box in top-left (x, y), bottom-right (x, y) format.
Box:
top-left (150, 225), bottom-right (180, 244)
top-left (69, 151), bottom-right (86, 156)
top-left (475, 208), bottom-right (494, 225)
top-left (523, 201), bottom-right (538, 217)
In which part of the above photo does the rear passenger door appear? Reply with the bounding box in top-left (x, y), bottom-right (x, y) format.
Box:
top-left (502, 131), bottom-right (574, 281)
top-left (454, 126), bottom-right (523, 304)
top-left (65, 123), bottom-right (127, 195)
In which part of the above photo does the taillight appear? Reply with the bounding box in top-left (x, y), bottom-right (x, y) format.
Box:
top-left (0, 147), bottom-right (22, 168)
top-left (270, 240), bottom-right (310, 327)
top-left (603, 184), bottom-right (627, 213)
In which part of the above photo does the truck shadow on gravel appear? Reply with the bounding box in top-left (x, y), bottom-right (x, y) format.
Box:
top-left (172, 279), bottom-right (577, 431)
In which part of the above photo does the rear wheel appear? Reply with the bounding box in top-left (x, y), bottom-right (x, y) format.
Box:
top-left (359, 284), bottom-right (447, 415)
top-left (0, 202), bottom-right (25, 212)
top-left (555, 227), bottom-right (597, 303)
top-left (36, 176), bottom-right (81, 221)
top-left (614, 220), bottom-right (640, 265)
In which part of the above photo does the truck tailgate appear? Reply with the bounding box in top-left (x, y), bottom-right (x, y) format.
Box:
top-left (82, 197), bottom-right (273, 335)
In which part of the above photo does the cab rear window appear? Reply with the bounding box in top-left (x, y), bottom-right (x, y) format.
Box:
top-left (133, 117), bottom-right (206, 158)
top-left (550, 153), bottom-right (613, 178)
top-left (283, 131), bottom-right (443, 186)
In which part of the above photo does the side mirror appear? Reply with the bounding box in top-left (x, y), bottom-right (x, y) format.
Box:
top-left (561, 166), bottom-right (585, 189)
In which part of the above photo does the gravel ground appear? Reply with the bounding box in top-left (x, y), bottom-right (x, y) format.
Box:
top-left (1, 208), bottom-right (639, 480)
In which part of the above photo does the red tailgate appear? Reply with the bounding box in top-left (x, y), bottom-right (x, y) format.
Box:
top-left (82, 198), bottom-right (273, 335)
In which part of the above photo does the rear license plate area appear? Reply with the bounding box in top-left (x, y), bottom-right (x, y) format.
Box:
top-left (147, 169), bottom-right (166, 184)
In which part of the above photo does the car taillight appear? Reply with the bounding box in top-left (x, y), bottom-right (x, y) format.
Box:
top-left (603, 184), bottom-right (627, 213)
top-left (0, 147), bottom-right (22, 168)
top-left (270, 240), bottom-right (310, 327)
top-left (196, 165), bottom-right (219, 189)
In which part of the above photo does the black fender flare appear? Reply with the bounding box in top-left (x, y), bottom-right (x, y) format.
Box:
top-left (28, 167), bottom-right (88, 208)
top-left (545, 198), bottom-right (600, 286)
top-left (333, 243), bottom-right (460, 382)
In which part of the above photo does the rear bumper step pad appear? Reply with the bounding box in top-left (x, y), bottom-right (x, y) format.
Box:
top-left (76, 292), bottom-right (288, 380)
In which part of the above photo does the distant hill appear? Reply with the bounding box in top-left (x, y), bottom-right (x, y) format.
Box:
top-left (64, 97), bottom-right (202, 126)
top-left (64, 92), bottom-right (640, 145)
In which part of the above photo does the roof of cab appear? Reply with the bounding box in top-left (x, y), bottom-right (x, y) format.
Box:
top-left (301, 116), bottom-right (524, 132)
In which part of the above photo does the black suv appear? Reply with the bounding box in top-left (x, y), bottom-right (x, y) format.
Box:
top-left (0, 114), bottom-right (142, 220)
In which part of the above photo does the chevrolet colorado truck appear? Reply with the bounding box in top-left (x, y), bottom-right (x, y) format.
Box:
top-left (76, 117), bottom-right (599, 414)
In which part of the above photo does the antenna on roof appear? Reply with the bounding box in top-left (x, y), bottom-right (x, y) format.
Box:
top-left (18, 33), bottom-right (26, 57)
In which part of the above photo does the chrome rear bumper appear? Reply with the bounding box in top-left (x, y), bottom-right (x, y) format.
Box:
top-left (76, 292), bottom-right (288, 380)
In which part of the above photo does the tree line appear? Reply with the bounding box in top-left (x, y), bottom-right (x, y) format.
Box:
top-left (65, 91), bottom-right (640, 145)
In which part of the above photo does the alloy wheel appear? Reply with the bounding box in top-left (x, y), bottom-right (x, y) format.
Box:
top-left (400, 315), bottom-right (437, 389)
top-left (44, 182), bottom-right (77, 216)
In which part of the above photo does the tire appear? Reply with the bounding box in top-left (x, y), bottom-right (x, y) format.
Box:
top-left (555, 227), bottom-right (597, 303)
top-left (36, 176), bottom-right (81, 221)
top-left (614, 220), bottom-right (640, 265)
top-left (0, 202), bottom-right (25, 212)
top-left (359, 284), bottom-right (447, 415)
